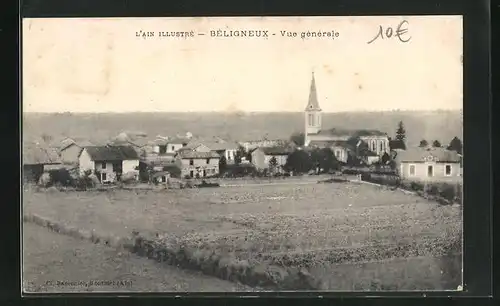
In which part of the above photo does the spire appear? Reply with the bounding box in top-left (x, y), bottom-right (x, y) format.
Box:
top-left (305, 71), bottom-right (321, 111)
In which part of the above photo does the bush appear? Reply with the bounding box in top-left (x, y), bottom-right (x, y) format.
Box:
top-left (439, 184), bottom-right (457, 202)
top-left (425, 184), bottom-right (440, 196)
top-left (75, 175), bottom-right (95, 190)
top-left (48, 168), bottom-right (74, 187)
top-left (121, 171), bottom-right (138, 184)
top-left (410, 181), bottom-right (424, 191)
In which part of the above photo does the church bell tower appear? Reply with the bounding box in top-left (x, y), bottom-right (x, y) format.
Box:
top-left (304, 72), bottom-right (322, 146)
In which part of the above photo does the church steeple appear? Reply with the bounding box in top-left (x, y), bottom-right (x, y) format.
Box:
top-left (305, 71), bottom-right (321, 111)
top-left (304, 71), bottom-right (323, 146)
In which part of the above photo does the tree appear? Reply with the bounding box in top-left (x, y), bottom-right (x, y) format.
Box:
top-left (381, 152), bottom-right (391, 164)
top-left (219, 155), bottom-right (227, 174)
top-left (432, 140), bottom-right (441, 148)
top-left (447, 136), bottom-right (462, 154)
top-left (284, 150), bottom-right (312, 174)
top-left (290, 132), bottom-right (305, 146)
top-left (312, 148), bottom-right (339, 173)
top-left (234, 146), bottom-right (246, 164)
top-left (245, 151), bottom-right (253, 163)
top-left (419, 139), bottom-right (429, 147)
top-left (395, 121), bottom-right (406, 142)
top-left (394, 121), bottom-right (407, 150)
top-left (268, 156), bottom-right (278, 172)
top-left (346, 153), bottom-right (360, 167)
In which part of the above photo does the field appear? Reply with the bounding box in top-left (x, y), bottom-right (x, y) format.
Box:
top-left (23, 223), bottom-right (253, 293)
top-left (23, 181), bottom-right (463, 290)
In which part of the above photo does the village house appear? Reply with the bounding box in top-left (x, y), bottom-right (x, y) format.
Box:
top-left (152, 136), bottom-right (191, 154)
top-left (204, 140), bottom-right (240, 164)
top-left (175, 144), bottom-right (220, 178)
top-left (394, 147), bottom-right (462, 181)
top-left (78, 145), bottom-right (140, 183)
top-left (251, 146), bottom-right (293, 173)
top-left (303, 72), bottom-right (390, 160)
top-left (23, 143), bottom-right (63, 183)
top-left (108, 132), bottom-right (154, 157)
top-left (58, 138), bottom-right (95, 165)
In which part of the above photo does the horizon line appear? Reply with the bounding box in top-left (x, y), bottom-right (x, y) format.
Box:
top-left (23, 108), bottom-right (463, 115)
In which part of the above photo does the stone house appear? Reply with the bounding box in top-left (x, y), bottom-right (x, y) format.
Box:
top-left (204, 140), bottom-right (240, 164)
top-left (251, 146), bottom-right (293, 173)
top-left (78, 145), bottom-right (140, 183)
top-left (23, 143), bottom-right (62, 183)
top-left (175, 144), bottom-right (220, 178)
top-left (58, 139), bottom-right (95, 165)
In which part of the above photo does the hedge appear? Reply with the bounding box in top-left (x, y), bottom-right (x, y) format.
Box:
top-left (361, 174), bottom-right (462, 204)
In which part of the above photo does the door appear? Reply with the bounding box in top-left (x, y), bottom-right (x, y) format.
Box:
top-left (427, 165), bottom-right (433, 177)
top-left (203, 170), bottom-right (206, 177)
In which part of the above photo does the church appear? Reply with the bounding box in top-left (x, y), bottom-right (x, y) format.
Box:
top-left (303, 72), bottom-right (390, 163)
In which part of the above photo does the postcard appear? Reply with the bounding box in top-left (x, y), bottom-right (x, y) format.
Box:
top-left (22, 16), bottom-right (463, 293)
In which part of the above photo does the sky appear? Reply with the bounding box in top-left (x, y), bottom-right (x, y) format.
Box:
top-left (22, 16), bottom-right (463, 113)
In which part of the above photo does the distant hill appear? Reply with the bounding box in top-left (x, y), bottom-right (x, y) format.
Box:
top-left (22, 110), bottom-right (462, 148)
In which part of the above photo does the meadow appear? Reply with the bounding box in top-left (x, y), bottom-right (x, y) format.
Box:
top-left (23, 181), bottom-right (462, 290)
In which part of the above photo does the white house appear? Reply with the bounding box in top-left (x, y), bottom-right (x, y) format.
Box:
top-left (394, 147), bottom-right (462, 181)
top-left (78, 145), bottom-right (140, 183)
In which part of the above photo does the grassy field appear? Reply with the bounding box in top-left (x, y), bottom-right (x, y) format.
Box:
top-left (23, 223), bottom-right (254, 293)
top-left (23, 181), bottom-right (462, 290)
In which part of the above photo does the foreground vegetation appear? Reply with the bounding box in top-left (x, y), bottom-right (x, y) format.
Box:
top-left (23, 182), bottom-right (462, 290)
top-left (23, 223), bottom-right (252, 292)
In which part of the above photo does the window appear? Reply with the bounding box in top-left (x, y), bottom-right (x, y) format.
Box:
top-left (171, 146), bottom-right (175, 151)
top-left (206, 158), bottom-right (210, 164)
top-left (445, 164), bottom-right (452, 176)
top-left (190, 170), bottom-right (194, 178)
top-left (101, 172), bottom-right (107, 181)
top-left (308, 114), bottom-right (313, 126)
top-left (101, 162), bottom-right (106, 169)
top-left (189, 159), bottom-right (194, 166)
top-left (159, 145), bottom-right (167, 154)
top-left (427, 165), bottom-right (434, 177)
top-left (335, 150), bottom-right (340, 158)
top-left (409, 164), bottom-right (416, 176)
top-left (371, 141), bottom-right (376, 152)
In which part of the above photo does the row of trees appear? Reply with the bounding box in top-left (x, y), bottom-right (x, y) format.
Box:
top-left (393, 121), bottom-right (462, 154)
top-left (418, 136), bottom-right (462, 154)
top-left (284, 147), bottom-right (340, 174)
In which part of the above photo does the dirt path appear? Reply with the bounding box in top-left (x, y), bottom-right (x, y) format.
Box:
top-left (22, 223), bottom-right (256, 293)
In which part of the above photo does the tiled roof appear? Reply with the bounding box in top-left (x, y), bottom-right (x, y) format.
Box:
top-left (308, 140), bottom-right (350, 148)
top-left (177, 150), bottom-right (221, 159)
top-left (314, 128), bottom-right (387, 137)
top-left (260, 146), bottom-right (294, 156)
top-left (23, 143), bottom-right (62, 165)
top-left (83, 145), bottom-right (139, 161)
top-left (204, 141), bottom-right (239, 151)
top-left (395, 147), bottom-right (461, 163)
